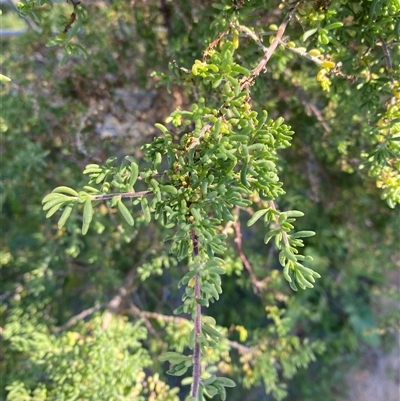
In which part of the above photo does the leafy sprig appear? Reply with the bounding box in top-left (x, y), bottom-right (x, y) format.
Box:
top-left (42, 27), bottom-right (321, 398)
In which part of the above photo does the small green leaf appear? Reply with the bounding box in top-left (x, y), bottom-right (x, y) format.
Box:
top-left (240, 159), bottom-right (249, 187)
top-left (0, 74), bottom-right (11, 82)
top-left (231, 64), bottom-right (251, 77)
top-left (59, 54), bottom-right (69, 67)
top-left (141, 197), bottom-right (151, 223)
top-left (52, 186), bottom-right (79, 197)
top-left (283, 246), bottom-right (297, 263)
top-left (214, 377), bottom-right (236, 388)
top-left (58, 203), bottom-right (74, 228)
top-left (167, 363), bottom-right (189, 376)
top-left (290, 231), bottom-right (316, 239)
top-left (82, 198), bottom-right (93, 235)
top-left (95, 172), bottom-right (106, 184)
top-left (203, 385), bottom-right (218, 397)
top-left (202, 323), bottom-right (222, 338)
top-left (202, 316), bottom-right (217, 326)
top-left (46, 203), bottom-right (63, 218)
top-left (83, 186), bottom-right (100, 194)
top-left (160, 185), bottom-right (178, 195)
top-left (264, 229), bottom-right (280, 244)
top-left (248, 209), bottom-right (268, 226)
top-left (117, 199), bottom-right (134, 226)
top-left (289, 279), bottom-right (298, 291)
top-left (295, 270), bottom-right (314, 289)
top-left (284, 210), bottom-right (305, 218)
top-left (155, 123), bottom-right (170, 136)
top-left (302, 28), bottom-right (318, 42)
top-left (283, 263), bottom-right (292, 282)
top-left (128, 161), bottom-right (139, 189)
top-left (42, 195), bottom-right (70, 211)
top-left (158, 352), bottom-right (190, 364)
top-left (325, 22), bottom-right (343, 30)
top-left (212, 2), bottom-right (232, 10)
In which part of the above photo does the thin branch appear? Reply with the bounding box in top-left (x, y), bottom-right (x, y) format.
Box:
top-left (159, 0), bottom-right (172, 36)
top-left (190, 228), bottom-right (202, 400)
top-left (126, 306), bottom-right (250, 354)
top-left (204, 29), bottom-right (230, 55)
top-left (377, 37), bottom-right (397, 106)
top-left (378, 37), bottom-right (394, 75)
top-left (227, 340), bottom-right (251, 354)
top-left (102, 247), bottom-right (155, 331)
top-left (55, 303), bottom-right (105, 333)
top-left (127, 303), bottom-right (158, 335)
top-left (63, 0), bottom-right (81, 34)
top-left (288, 76), bottom-right (332, 134)
top-left (235, 24), bottom-right (269, 53)
top-left (281, 41), bottom-right (324, 66)
top-left (283, 42), bottom-right (357, 82)
top-left (129, 307), bottom-right (188, 324)
top-left (234, 209), bottom-right (270, 291)
top-left (172, 60), bottom-right (191, 74)
top-left (243, 2), bottom-right (301, 86)
top-left (308, 102), bottom-right (332, 134)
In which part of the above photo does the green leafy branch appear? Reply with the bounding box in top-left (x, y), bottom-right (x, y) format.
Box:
top-left (42, 6), bottom-right (322, 400)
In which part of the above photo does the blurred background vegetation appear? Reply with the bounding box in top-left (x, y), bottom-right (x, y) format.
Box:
top-left (1, 0), bottom-right (399, 400)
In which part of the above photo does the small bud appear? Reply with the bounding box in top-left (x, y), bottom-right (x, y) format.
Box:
top-left (321, 60), bottom-right (336, 69)
top-left (308, 48), bottom-right (321, 57)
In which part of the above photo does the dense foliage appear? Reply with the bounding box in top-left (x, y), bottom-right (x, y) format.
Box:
top-left (1, 1), bottom-right (399, 400)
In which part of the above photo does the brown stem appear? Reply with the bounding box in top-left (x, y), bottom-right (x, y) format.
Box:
top-left (127, 307), bottom-right (251, 354)
top-left (234, 209), bottom-right (270, 291)
top-left (63, 0), bottom-right (81, 34)
top-left (190, 228), bottom-right (202, 399)
top-left (55, 303), bottom-right (105, 333)
top-left (246, 2), bottom-right (300, 82)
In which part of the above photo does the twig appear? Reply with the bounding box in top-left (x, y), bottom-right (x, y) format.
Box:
top-left (129, 307), bottom-right (188, 324)
top-left (126, 306), bottom-right (250, 354)
top-left (234, 209), bottom-right (270, 291)
top-left (378, 37), bottom-right (394, 75)
top-left (289, 77), bottom-right (332, 134)
top-left (235, 24), bottom-right (268, 53)
top-left (243, 1), bottom-right (301, 87)
top-left (102, 247), bottom-right (155, 331)
top-left (55, 303), bottom-right (105, 333)
top-left (159, 0), bottom-right (172, 36)
top-left (227, 340), bottom-right (251, 354)
top-left (127, 303), bottom-right (157, 335)
top-left (283, 42), bottom-right (357, 83)
top-left (377, 37), bottom-right (397, 105)
top-left (190, 228), bottom-right (202, 399)
top-left (281, 41), bottom-right (324, 66)
top-left (204, 29), bottom-right (230, 55)
top-left (63, 0), bottom-right (81, 34)
top-left (308, 103), bottom-right (332, 134)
